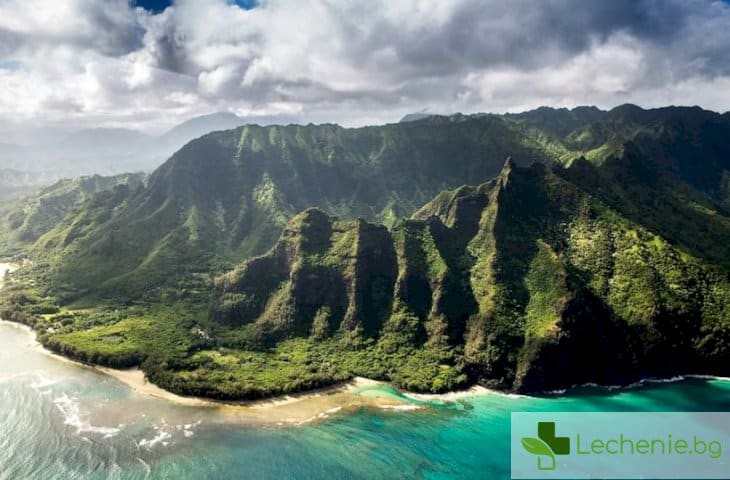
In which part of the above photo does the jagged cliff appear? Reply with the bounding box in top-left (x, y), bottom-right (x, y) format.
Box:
top-left (211, 159), bottom-right (730, 393)
top-left (212, 209), bottom-right (397, 343)
top-left (19, 105), bottom-right (730, 302)
top-left (4, 105), bottom-right (729, 399)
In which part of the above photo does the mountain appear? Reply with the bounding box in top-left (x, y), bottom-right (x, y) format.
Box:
top-left (57, 128), bottom-right (153, 153)
top-left (0, 128), bottom-right (155, 176)
top-left (22, 105), bottom-right (730, 302)
top-left (201, 160), bottom-right (728, 396)
top-left (158, 112), bottom-right (244, 149)
top-left (0, 173), bottom-right (146, 255)
top-left (0, 168), bottom-right (65, 202)
top-left (32, 116), bottom-right (568, 300)
top-left (399, 113), bottom-right (434, 123)
top-left (1, 104), bottom-right (728, 399)
top-left (0, 112), bottom-right (250, 183)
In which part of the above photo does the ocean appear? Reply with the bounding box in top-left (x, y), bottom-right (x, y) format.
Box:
top-left (1, 319), bottom-right (729, 479)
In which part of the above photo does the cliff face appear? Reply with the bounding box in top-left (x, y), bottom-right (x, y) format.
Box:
top-left (212, 208), bottom-right (397, 344)
top-left (211, 159), bottom-right (730, 393)
top-left (19, 105), bottom-right (730, 303)
top-left (5, 106), bottom-right (729, 400)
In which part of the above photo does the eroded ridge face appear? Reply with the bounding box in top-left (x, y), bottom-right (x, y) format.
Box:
top-left (212, 159), bottom-right (730, 393)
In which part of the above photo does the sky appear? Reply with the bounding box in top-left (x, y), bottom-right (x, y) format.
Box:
top-left (1, 0), bottom-right (730, 133)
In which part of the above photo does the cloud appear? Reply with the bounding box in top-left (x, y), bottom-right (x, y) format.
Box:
top-left (0, 0), bottom-right (145, 56)
top-left (0, 0), bottom-right (729, 132)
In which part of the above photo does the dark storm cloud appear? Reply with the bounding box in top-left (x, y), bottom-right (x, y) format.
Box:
top-left (334, 0), bottom-right (697, 79)
top-left (145, 14), bottom-right (192, 76)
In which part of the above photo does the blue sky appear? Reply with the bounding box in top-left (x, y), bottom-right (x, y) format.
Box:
top-left (134, 0), bottom-right (257, 13)
top-left (0, 60), bottom-right (22, 71)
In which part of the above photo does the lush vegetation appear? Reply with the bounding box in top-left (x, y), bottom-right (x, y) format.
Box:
top-left (0, 172), bottom-right (146, 256)
top-left (207, 161), bottom-right (729, 394)
top-left (1, 104), bottom-right (728, 399)
top-left (25, 105), bottom-right (729, 302)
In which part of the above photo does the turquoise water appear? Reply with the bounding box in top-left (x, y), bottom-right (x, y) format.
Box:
top-left (1, 321), bottom-right (729, 480)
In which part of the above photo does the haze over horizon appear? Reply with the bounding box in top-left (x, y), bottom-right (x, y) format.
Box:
top-left (1, 0), bottom-right (730, 136)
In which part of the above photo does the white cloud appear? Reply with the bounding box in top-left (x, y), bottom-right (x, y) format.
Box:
top-left (462, 34), bottom-right (646, 111)
top-left (0, 0), bottom-right (729, 132)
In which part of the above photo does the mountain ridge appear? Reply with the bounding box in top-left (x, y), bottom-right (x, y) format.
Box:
top-left (29, 104), bottom-right (729, 300)
top-left (0, 104), bottom-right (727, 399)
top-left (202, 159), bottom-right (729, 395)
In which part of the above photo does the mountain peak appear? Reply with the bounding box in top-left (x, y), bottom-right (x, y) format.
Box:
top-left (7, 105), bottom-right (729, 400)
top-left (399, 112), bottom-right (434, 123)
top-left (498, 156), bottom-right (516, 187)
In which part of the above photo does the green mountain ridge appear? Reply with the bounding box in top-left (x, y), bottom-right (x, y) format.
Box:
top-left (1, 104), bottom-right (728, 398)
top-left (207, 160), bottom-right (728, 394)
top-left (31, 117), bottom-right (559, 299)
top-left (22, 104), bottom-right (730, 302)
top-left (0, 173), bottom-right (146, 255)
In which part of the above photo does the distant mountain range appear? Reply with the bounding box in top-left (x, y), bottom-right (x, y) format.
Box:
top-left (0, 111), bottom-right (269, 199)
top-left (1, 104), bottom-right (728, 399)
top-left (0, 168), bottom-right (64, 202)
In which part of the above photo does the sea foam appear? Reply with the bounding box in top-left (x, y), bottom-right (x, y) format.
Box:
top-left (52, 393), bottom-right (120, 438)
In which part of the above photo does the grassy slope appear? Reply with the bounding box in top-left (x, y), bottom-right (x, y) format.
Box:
top-left (1, 105), bottom-right (729, 398)
top-left (0, 173), bottom-right (146, 256)
top-left (115, 161), bottom-right (725, 398)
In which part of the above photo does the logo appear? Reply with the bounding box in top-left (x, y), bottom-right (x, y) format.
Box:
top-left (512, 413), bottom-right (729, 478)
top-left (521, 421), bottom-right (570, 470)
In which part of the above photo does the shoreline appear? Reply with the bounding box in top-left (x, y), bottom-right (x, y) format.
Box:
top-left (2, 262), bottom-right (728, 423)
top-left (0, 318), bottom-right (422, 422)
top-left (3, 319), bottom-right (730, 428)
top-left (0, 260), bottom-right (499, 418)
top-left (22, 318), bottom-right (730, 411)
top-left (4, 316), bottom-right (730, 412)
top-left (540, 374), bottom-right (730, 396)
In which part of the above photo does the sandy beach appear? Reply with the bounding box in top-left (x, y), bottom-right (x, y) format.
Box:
top-left (1, 316), bottom-right (425, 424)
top-left (2, 261), bottom-right (728, 425)
top-left (92, 365), bottom-right (414, 425)
top-left (0, 260), bottom-right (493, 424)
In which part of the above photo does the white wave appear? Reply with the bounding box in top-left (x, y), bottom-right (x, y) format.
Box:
top-left (489, 391), bottom-right (528, 399)
top-left (30, 371), bottom-right (62, 391)
top-left (174, 419), bottom-right (201, 439)
top-left (589, 376), bottom-right (687, 391)
top-left (544, 375), bottom-right (701, 396)
top-left (686, 374), bottom-right (730, 382)
top-left (312, 406), bottom-right (344, 420)
top-left (379, 404), bottom-right (422, 411)
top-left (607, 375), bottom-right (687, 391)
top-left (138, 430), bottom-right (172, 449)
top-left (52, 394), bottom-right (120, 438)
top-left (0, 370), bottom-right (63, 394)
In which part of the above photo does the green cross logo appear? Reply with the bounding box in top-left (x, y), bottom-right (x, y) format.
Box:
top-left (521, 421), bottom-right (570, 471)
